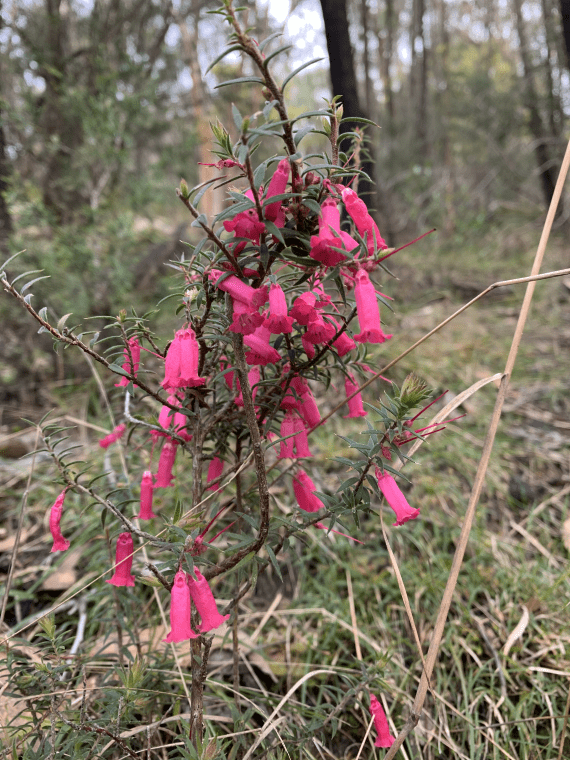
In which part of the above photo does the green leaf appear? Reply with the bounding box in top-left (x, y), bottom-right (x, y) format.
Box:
top-left (265, 545), bottom-right (283, 581)
top-left (108, 363), bottom-right (129, 377)
top-left (21, 275), bottom-right (50, 293)
top-left (232, 103), bottom-right (244, 132)
top-left (215, 76), bottom-right (265, 89)
top-left (294, 125), bottom-right (315, 147)
top-left (205, 45), bottom-right (244, 74)
top-left (263, 44), bottom-right (292, 67)
top-left (258, 32), bottom-right (282, 52)
top-left (339, 116), bottom-right (381, 128)
top-left (264, 221), bottom-right (284, 244)
top-left (301, 198), bottom-right (322, 216)
top-left (282, 58), bottom-right (324, 90)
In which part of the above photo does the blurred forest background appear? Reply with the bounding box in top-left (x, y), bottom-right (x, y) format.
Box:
top-left (1, 0), bottom-right (569, 420)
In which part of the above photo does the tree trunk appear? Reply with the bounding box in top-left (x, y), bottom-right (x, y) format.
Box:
top-left (559, 0), bottom-right (570, 70)
top-left (319, 0), bottom-right (388, 233)
top-left (513, 0), bottom-right (558, 211)
top-left (361, 0), bottom-right (374, 119)
top-left (176, 5), bottom-right (223, 221)
top-left (0, 0), bottom-right (13, 255)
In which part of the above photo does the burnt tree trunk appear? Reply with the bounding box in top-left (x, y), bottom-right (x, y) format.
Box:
top-left (319, 0), bottom-right (393, 243)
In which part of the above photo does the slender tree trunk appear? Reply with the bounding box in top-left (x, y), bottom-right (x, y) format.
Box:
top-left (415, 0), bottom-right (428, 155)
top-left (361, 0), bottom-right (374, 119)
top-left (513, 0), bottom-right (558, 211)
top-left (319, 0), bottom-right (389, 233)
top-left (541, 0), bottom-right (564, 139)
top-left (559, 0), bottom-right (570, 71)
top-left (176, 6), bottom-right (223, 220)
top-left (0, 0), bottom-right (13, 255)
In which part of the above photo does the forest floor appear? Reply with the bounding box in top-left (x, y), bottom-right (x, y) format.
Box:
top-left (1, 213), bottom-right (569, 759)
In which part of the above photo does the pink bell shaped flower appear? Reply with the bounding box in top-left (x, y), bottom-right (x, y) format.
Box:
top-left (235, 366), bottom-right (260, 407)
top-left (220, 357), bottom-right (234, 390)
top-left (162, 328), bottom-right (205, 391)
top-left (305, 313), bottom-right (336, 345)
top-left (375, 468), bottom-right (420, 526)
top-left (138, 470), bottom-right (156, 520)
top-left (265, 282), bottom-right (294, 334)
top-left (264, 158), bottom-right (290, 222)
top-left (210, 270), bottom-right (268, 309)
top-left (279, 410), bottom-right (312, 459)
top-left (163, 570), bottom-right (199, 642)
top-left (342, 188), bottom-right (388, 255)
top-left (99, 423), bottom-right (126, 449)
top-left (206, 456), bottom-right (224, 492)
top-left (293, 469), bottom-right (323, 512)
top-left (106, 532), bottom-right (136, 587)
top-left (187, 568), bottom-right (230, 632)
top-left (343, 374), bottom-right (367, 418)
top-left (309, 198), bottom-right (350, 267)
top-left (49, 489), bottom-right (70, 552)
top-left (229, 298), bottom-right (264, 335)
top-left (328, 316), bottom-right (356, 356)
top-left (290, 376), bottom-right (321, 428)
top-left (369, 694), bottom-right (395, 748)
top-left (155, 394), bottom-right (192, 442)
top-left (223, 206), bottom-right (265, 244)
top-left (155, 438), bottom-right (178, 488)
top-left (290, 291), bottom-right (319, 325)
top-left (302, 333), bottom-right (316, 359)
top-left (244, 325), bottom-right (281, 366)
top-left (354, 270), bottom-right (392, 344)
top-left (115, 337), bottom-right (141, 387)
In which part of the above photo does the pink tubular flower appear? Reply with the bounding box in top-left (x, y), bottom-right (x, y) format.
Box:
top-left (305, 313), bottom-right (336, 345)
top-left (207, 456), bottom-right (224, 491)
top-left (327, 316), bottom-right (356, 356)
top-left (115, 337), bottom-right (141, 387)
top-left (106, 532), bottom-right (135, 587)
top-left (265, 282), bottom-right (294, 334)
top-left (162, 328), bottom-right (205, 391)
top-left (156, 394), bottom-right (192, 442)
top-left (210, 269), bottom-right (268, 309)
top-left (354, 270), bottom-right (392, 344)
top-left (309, 198), bottom-right (349, 267)
top-left (138, 470), bottom-right (156, 520)
top-left (290, 376), bottom-right (320, 427)
top-left (99, 423), bottom-right (126, 449)
top-left (375, 468), bottom-right (420, 526)
top-left (163, 570), bottom-right (199, 643)
top-left (223, 206), bottom-right (265, 244)
top-left (229, 298), bottom-right (264, 335)
top-left (244, 325), bottom-right (281, 366)
top-left (49, 489), bottom-right (70, 552)
top-left (293, 469), bottom-right (324, 512)
top-left (155, 439), bottom-right (178, 488)
top-left (235, 366), bottom-right (260, 407)
top-left (290, 291), bottom-right (319, 326)
top-left (279, 410), bottom-right (312, 459)
top-left (187, 568), bottom-right (230, 632)
top-left (264, 158), bottom-right (290, 222)
top-left (302, 333), bottom-right (316, 359)
top-left (370, 694), bottom-right (395, 748)
top-left (344, 374), bottom-right (367, 418)
top-left (342, 187), bottom-right (388, 255)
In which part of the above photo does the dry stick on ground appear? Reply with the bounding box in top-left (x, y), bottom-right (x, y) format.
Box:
top-left (383, 136), bottom-right (570, 760)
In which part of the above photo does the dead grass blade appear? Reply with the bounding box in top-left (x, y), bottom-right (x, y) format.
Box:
top-left (384, 136), bottom-right (570, 759)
